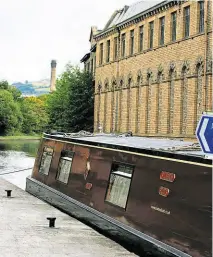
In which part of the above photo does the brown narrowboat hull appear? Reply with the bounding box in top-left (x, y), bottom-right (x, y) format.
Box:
top-left (26, 135), bottom-right (212, 257)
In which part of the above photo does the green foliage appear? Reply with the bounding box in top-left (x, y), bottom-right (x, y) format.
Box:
top-left (46, 65), bottom-right (71, 131)
top-left (0, 63), bottom-right (94, 136)
top-left (0, 90), bottom-right (23, 135)
top-left (66, 68), bottom-right (94, 132)
top-left (0, 80), bottom-right (9, 90)
top-left (47, 64), bottom-right (94, 132)
top-left (20, 97), bottom-right (49, 134)
top-left (9, 86), bottom-right (22, 100)
top-left (0, 80), bottom-right (22, 100)
top-left (0, 80), bottom-right (48, 136)
top-left (37, 94), bottom-right (48, 103)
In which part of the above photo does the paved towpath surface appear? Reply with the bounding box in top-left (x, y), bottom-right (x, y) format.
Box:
top-left (0, 178), bottom-right (136, 257)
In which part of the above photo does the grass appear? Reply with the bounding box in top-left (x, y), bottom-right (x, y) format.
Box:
top-left (0, 135), bottom-right (41, 141)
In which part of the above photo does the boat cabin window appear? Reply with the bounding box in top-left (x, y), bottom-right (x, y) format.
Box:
top-left (105, 163), bottom-right (133, 209)
top-left (56, 150), bottom-right (74, 184)
top-left (39, 147), bottom-right (54, 175)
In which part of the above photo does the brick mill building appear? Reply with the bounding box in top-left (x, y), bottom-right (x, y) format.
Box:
top-left (81, 0), bottom-right (212, 138)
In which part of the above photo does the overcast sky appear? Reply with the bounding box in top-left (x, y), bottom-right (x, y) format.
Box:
top-left (0, 0), bottom-right (154, 83)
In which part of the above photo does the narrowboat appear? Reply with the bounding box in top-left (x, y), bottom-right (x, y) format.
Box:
top-left (26, 131), bottom-right (212, 257)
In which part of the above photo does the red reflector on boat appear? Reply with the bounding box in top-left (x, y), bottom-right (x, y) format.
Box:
top-left (85, 183), bottom-right (92, 190)
top-left (160, 171), bottom-right (176, 182)
top-left (159, 186), bottom-right (170, 197)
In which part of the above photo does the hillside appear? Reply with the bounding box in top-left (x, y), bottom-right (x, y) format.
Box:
top-left (12, 79), bottom-right (50, 96)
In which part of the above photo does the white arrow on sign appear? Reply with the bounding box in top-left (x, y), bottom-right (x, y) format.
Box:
top-left (199, 118), bottom-right (210, 152)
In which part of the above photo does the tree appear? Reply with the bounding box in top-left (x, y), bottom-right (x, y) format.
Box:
top-left (0, 80), bottom-right (9, 90)
top-left (0, 90), bottom-right (23, 135)
top-left (20, 96), bottom-right (49, 134)
top-left (0, 80), bottom-right (22, 100)
top-left (66, 68), bottom-right (94, 132)
top-left (8, 86), bottom-right (22, 100)
top-left (47, 64), bottom-right (94, 132)
top-left (46, 65), bottom-right (71, 131)
top-left (0, 79), bottom-right (48, 136)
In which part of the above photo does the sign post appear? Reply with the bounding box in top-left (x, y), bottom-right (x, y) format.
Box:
top-left (196, 113), bottom-right (213, 159)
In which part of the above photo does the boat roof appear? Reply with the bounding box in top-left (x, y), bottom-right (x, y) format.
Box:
top-left (43, 132), bottom-right (212, 165)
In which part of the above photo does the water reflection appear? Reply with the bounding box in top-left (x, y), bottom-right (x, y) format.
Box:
top-left (0, 140), bottom-right (40, 189)
top-left (0, 140), bottom-right (40, 157)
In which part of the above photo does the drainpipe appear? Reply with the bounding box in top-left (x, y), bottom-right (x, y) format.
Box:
top-left (203, 0), bottom-right (208, 111)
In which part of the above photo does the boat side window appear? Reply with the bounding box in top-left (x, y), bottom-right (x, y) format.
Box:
top-left (56, 150), bottom-right (74, 184)
top-left (105, 163), bottom-right (133, 209)
top-left (39, 146), bottom-right (54, 175)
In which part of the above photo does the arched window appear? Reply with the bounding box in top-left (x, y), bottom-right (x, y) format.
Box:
top-left (119, 79), bottom-right (124, 129)
top-left (195, 57), bottom-right (204, 131)
top-left (104, 78), bottom-right (109, 92)
top-left (157, 64), bottom-right (164, 134)
top-left (115, 79), bottom-right (123, 132)
top-left (168, 63), bottom-right (175, 134)
top-left (97, 81), bottom-right (102, 132)
top-left (135, 70), bottom-right (142, 134)
top-left (103, 79), bottom-right (109, 132)
top-left (110, 77), bottom-right (117, 132)
top-left (147, 68), bottom-right (152, 85)
top-left (180, 61), bottom-right (189, 135)
top-left (97, 81), bottom-right (102, 94)
top-left (126, 74), bottom-right (132, 132)
top-left (157, 69), bottom-right (163, 84)
top-left (146, 69), bottom-right (152, 134)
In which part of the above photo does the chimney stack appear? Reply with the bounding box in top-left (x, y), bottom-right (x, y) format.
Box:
top-left (50, 60), bottom-right (57, 92)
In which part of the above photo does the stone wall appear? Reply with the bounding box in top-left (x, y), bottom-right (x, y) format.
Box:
top-left (94, 1), bottom-right (213, 137)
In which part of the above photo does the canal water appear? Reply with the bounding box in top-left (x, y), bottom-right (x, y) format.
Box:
top-left (0, 140), bottom-right (40, 190)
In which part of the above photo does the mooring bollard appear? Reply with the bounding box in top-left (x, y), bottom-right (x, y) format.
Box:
top-left (5, 190), bottom-right (12, 197)
top-left (47, 217), bottom-right (56, 228)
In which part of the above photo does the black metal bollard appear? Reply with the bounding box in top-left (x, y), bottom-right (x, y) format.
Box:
top-left (47, 217), bottom-right (56, 228)
top-left (5, 190), bottom-right (12, 197)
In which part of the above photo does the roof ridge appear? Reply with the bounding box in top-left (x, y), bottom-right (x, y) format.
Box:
top-left (95, 0), bottom-right (169, 38)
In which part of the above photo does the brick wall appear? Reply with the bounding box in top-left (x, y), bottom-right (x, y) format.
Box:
top-left (94, 0), bottom-right (213, 137)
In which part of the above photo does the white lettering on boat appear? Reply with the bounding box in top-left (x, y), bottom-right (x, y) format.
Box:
top-left (151, 205), bottom-right (171, 215)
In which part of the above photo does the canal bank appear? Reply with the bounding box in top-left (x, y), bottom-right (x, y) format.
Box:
top-left (0, 135), bottom-right (41, 141)
top-left (0, 178), bottom-right (136, 257)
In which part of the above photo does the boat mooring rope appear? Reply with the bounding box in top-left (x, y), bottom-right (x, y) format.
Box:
top-left (0, 167), bottom-right (33, 176)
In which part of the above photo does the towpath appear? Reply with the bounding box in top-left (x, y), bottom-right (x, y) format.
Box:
top-left (0, 178), bottom-right (136, 257)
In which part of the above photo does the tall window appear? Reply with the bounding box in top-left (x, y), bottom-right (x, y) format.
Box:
top-left (139, 25), bottom-right (144, 52)
top-left (105, 163), bottom-right (133, 209)
top-left (100, 43), bottom-right (103, 64)
top-left (149, 21), bottom-right (154, 49)
top-left (56, 150), bottom-right (74, 184)
top-left (198, 1), bottom-right (204, 33)
top-left (159, 16), bottom-right (165, 45)
top-left (121, 33), bottom-right (126, 57)
top-left (91, 59), bottom-right (93, 73)
top-left (184, 6), bottom-right (190, 38)
top-left (39, 147), bottom-right (53, 175)
top-left (130, 29), bottom-right (134, 55)
top-left (94, 56), bottom-right (96, 70)
top-left (114, 37), bottom-right (118, 60)
top-left (106, 40), bottom-right (110, 63)
top-left (171, 12), bottom-right (177, 42)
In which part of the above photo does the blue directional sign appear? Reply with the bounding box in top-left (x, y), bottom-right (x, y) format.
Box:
top-left (196, 114), bottom-right (213, 155)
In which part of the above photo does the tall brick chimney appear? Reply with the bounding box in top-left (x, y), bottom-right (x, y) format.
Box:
top-left (50, 60), bottom-right (57, 92)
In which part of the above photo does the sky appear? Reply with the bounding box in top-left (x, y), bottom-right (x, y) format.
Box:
top-left (0, 0), bottom-right (143, 83)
